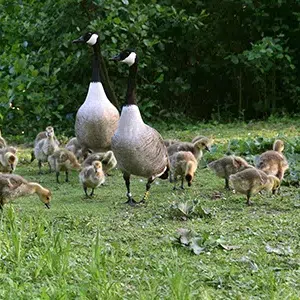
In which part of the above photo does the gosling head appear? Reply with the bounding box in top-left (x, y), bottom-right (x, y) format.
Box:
top-left (185, 174), bottom-right (193, 187)
top-left (111, 49), bottom-right (137, 67)
top-left (45, 126), bottom-right (54, 138)
top-left (93, 160), bottom-right (103, 174)
top-left (73, 32), bottom-right (99, 46)
top-left (273, 139), bottom-right (284, 153)
top-left (194, 137), bottom-right (213, 152)
top-left (38, 188), bottom-right (52, 209)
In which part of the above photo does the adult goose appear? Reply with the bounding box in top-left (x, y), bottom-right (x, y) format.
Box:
top-left (73, 32), bottom-right (119, 154)
top-left (111, 49), bottom-right (169, 205)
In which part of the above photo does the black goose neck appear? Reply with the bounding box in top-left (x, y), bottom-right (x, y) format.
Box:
top-left (91, 42), bottom-right (101, 83)
top-left (125, 62), bottom-right (138, 106)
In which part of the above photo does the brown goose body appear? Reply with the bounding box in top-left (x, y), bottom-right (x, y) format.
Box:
top-left (256, 140), bottom-right (288, 180)
top-left (112, 105), bottom-right (168, 179)
top-left (0, 173), bottom-right (51, 209)
top-left (230, 168), bottom-right (280, 205)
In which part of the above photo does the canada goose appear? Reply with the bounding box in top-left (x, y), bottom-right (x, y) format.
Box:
top-left (0, 146), bottom-right (18, 173)
top-left (229, 168), bottom-right (280, 205)
top-left (164, 139), bottom-right (180, 148)
top-left (208, 155), bottom-right (253, 189)
top-left (170, 151), bottom-right (198, 190)
top-left (34, 127), bottom-right (59, 174)
top-left (81, 150), bottom-right (117, 174)
top-left (48, 149), bottom-right (81, 183)
top-left (79, 160), bottom-right (105, 197)
top-left (167, 137), bottom-right (213, 161)
top-left (73, 32), bottom-right (120, 154)
top-left (65, 137), bottom-right (84, 161)
top-left (256, 139), bottom-right (289, 180)
top-left (31, 126), bottom-right (60, 162)
top-left (0, 129), bottom-right (7, 148)
top-left (111, 49), bottom-right (169, 205)
top-left (0, 173), bottom-right (51, 210)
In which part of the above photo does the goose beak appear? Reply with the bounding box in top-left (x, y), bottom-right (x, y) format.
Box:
top-left (205, 146), bottom-right (211, 152)
top-left (10, 164), bottom-right (14, 172)
top-left (45, 203), bottom-right (51, 209)
top-left (110, 54), bottom-right (121, 61)
top-left (72, 36), bottom-right (85, 44)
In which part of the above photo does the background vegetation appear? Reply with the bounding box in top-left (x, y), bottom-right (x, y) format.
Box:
top-left (0, 0), bottom-right (299, 137)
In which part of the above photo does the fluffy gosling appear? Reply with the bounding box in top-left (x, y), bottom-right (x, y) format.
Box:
top-left (229, 168), bottom-right (280, 205)
top-left (81, 150), bottom-right (117, 174)
top-left (208, 155), bottom-right (253, 189)
top-left (79, 160), bottom-right (105, 197)
top-left (48, 149), bottom-right (81, 183)
top-left (164, 139), bottom-right (180, 148)
top-left (0, 146), bottom-right (18, 173)
top-left (167, 137), bottom-right (213, 161)
top-left (256, 139), bottom-right (289, 180)
top-left (170, 151), bottom-right (198, 189)
top-left (34, 126), bottom-right (59, 174)
top-left (0, 173), bottom-right (51, 210)
top-left (65, 137), bottom-right (84, 161)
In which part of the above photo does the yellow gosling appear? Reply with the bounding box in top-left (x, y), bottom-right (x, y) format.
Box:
top-left (0, 147), bottom-right (18, 173)
top-left (256, 139), bottom-right (288, 180)
top-left (0, 173), bottom-right (51, 210)
top-left (229, 168), bottom-right (280, 205)
top-left (170, 151), bottom-right (198, 190)
top-left (208, 155), bottom-right (253, 189)
top-left (79, 160), bottom-right (105, 197)
top-left (48, 149), bottom-right (81, 183)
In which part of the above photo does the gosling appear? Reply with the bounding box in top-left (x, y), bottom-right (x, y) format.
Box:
top-left (0, 146), bottom-right (18, 173)
top-left (167, 137), bottom-right (213, 161)
top-left (256, 139), bottom-right (289, 180)
top-left (164, 139), bottom-right (180, 148)
top-left (65, 137), bottom-right (84, 161)
top-left (79, 160), bottom-right (105, 197)
top-left (208, 155), bottom-right (253, 189)
top-left (229, 168), bottom-right (280, 205)
top-left (81, 150), bottom-right (117, 175)
top-left (170, 151), bottom-right (198, 190)
top-left (0, 173), bottom-right (51, 210)
top-left (31, 126), bottom-right (60, 163)
top-left (34, 126), bottom-right (59, 174)
top-left (0, 129), bottom-right (7, 148)
top-left (48, 149), bottom-right (81, 183)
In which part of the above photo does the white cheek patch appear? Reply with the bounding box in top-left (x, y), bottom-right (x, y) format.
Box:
top-left (121, 52), bottom-right (136, 66)
top-left (86, 34), bottom-right (98, 45)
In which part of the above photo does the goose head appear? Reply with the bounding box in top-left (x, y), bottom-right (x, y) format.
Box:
top-left (111, 49), bottom-right (137, 66)
top-left (73, 32), bottom-right (99, 46)
top-left (45, 126), bottom-right (54, 138)
top-left (273, 139), bottom-right (284, 153)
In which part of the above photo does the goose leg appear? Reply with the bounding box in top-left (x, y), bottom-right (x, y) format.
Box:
top-left (83, 186), bottom-right (89, 197)
top-left (140, 178), bottom-right (154, 203)
top-left (56, 171), bottom-right (60, 184)
top-left (48, 162), bottom-right (52, 173)
top-left (65, 170), bottom-right (69, 182)
top-left (180, 177), bottom-right (185, 190)
top-left (246, 191), bottom-right (252, 206)
top-left (90, 188), bottom-right (95, 196)
top-left (38, 160), bottom-right (42, 175)
top-left (225, 178), bottom-right (230, 190)
top-left (123, 173), bottom-right (137, 206)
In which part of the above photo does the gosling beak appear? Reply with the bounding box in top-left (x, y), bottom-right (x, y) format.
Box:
top-left (272, 189), bottom-right (277, 195)
top-left (188, 182), bottom-right (192, 187)
top-left (72, 36), bottom-right (85, 44)
top-left (45, 203), bottom-right (51, 209)
top-left (110, 54), bottom-right (122, 61)
top-left (10, 164), bottom-right (14, 173)
top-left (205, 146), bottom-right (211, 152)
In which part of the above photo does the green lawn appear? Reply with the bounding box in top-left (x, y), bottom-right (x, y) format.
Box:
top-left (0, 120), bottom-right (299, 299)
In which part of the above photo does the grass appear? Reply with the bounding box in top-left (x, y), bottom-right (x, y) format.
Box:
top-left (0, 120), bottom-right (299, 299)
